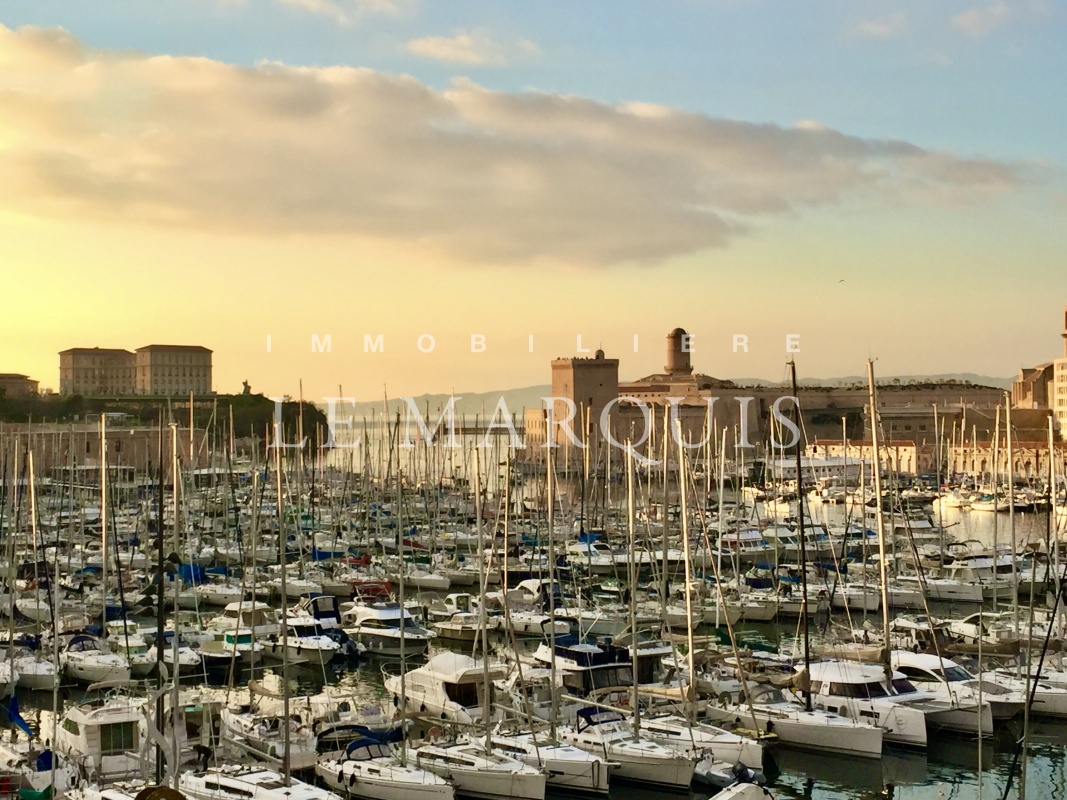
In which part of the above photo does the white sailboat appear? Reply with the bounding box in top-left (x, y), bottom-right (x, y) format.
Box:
top-left (707, 682), bottom-right (884, 758)
top-left (485, 731), bottom-right (611, 795)
top-left (180, 765), bottom-right (343, 800)
top-left (316, 738), bottom-right (454, 800)
top-left (637, 713), bottom-right (764, 770)
top-left (413, 737), bottom-right (546, 800)
top-left (557, 708), bottom-right (695, 789)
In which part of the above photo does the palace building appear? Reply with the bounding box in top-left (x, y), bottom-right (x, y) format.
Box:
top-left (59, 344), bottom-right (212, 396)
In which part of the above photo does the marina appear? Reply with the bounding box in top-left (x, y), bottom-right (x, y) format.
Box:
top-left (2, 375), bottom-right (1066, 800)
top-left (1, 1), bottom-right (1063, 798)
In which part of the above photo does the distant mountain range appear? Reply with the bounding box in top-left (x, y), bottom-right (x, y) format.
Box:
top-left (332, 373), bottom-right (1013, 417)
top-left (730, 373), bottom-right (1014, 389)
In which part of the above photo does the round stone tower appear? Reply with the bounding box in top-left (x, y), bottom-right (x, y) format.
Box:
top-left (665, 327), bottom-right (693, 376)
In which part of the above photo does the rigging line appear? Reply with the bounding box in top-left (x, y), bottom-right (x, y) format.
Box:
top-left (999, 542), bottom-right (1067, 800)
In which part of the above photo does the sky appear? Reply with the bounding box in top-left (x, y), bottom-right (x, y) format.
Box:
top-left (1, 0), bottom-right (1065, 401)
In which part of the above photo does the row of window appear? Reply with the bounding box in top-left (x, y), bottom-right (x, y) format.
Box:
top-left (61, 720), bottom-right (138, 756)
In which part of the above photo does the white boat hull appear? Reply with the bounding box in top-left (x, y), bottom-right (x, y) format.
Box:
top-left (415, 752), bottom-right (545, 800)
top-left (317, 758), bottom-right (454, 800)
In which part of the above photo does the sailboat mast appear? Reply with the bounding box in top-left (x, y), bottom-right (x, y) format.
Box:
top-left (866, 361), bottom-right (892, 675)
top-left (172, 422), bottom-right (180, 562)
top-left (675, 421), bottom-right (697, 721)
top-left (625, 442), bottom-right (640, 735)
top-left (397, 465), bottom-right (407, 765)
top-left (1007, 394), bottom-right (1019, 632)
top-left (100, 414), bottom-right (109, 630)
top-left (155, 410), bottom-right (166, 783)
top-left (189, 392), bottom-right (194, 469)
top-left (473, 446), bottom-right (490, 752)
top-left (790, 362), bottom-right (811, 709)
top-left (273, 420), bottom-right (291, 785)
top-left (48, 447), bottom-right (61, 793)
top-left (1051, 415), bottom-right (1061, 632)
top-left (992, 409), bottom-right (1000, 610)
top-left (546, 443), bottom-right (558, 743)
top-left (662, 407), bottom-right (670, 607)
top-left (716, 427), bottom-right (726, 628)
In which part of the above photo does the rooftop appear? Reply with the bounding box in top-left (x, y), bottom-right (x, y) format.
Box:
top-left (135, 344), bottom-right (212, 352)
top-left (58, 347), bottom-right (133, 355)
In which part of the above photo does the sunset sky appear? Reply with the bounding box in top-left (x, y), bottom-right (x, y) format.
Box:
top-left (1, 1), bottom-right (1064, 401)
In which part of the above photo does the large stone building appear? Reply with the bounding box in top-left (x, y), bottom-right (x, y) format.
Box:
top-left (10, 421), bottom-right (210, 477)
top-left (943, 405), bottom-right (1059, 481)
top-left (59, 348), bottom-right (136, 395)
top-left (1012, 362), bottom-right (1054, 409)
top-left (59, 344), bottom-right (212, 396)
top-left (1055, 306), bottom-right (1067, 439)
top-left (135, 345), bottom-right (212, 396)
top-left (524, 349), bottom-right (620, 450)
top-left (1012, 305), bottom-right (1067, 440)
top-left (526, 327), bottom-right (1006, 468)
top-left (0, 373), bottom-right (39, 397)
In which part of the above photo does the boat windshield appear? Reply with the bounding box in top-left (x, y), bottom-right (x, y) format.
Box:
top-left (939, 665), bottom-right (973, 683)
top-left (891, 678), bottom-right (918, 695)
top-left (827, 681), bottom-right (889, 699)
top-left (380, 617), bottom-right (422, 630)
top-left (349, 743), bottom-right (390, 761)
top-left (590, 666), bottom-right (634, 690)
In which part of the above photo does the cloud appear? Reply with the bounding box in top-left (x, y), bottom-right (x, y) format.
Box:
top-left (0, 24), bottom-right (1022, 269)
top-left (855, 13), bottom-right (909, 38)
top-left (274, 0), bottom-right (409, 25)
top-left (406, 29), bottom-right (539, 66)
top-left (952, 2), bottom-right (1011, 36)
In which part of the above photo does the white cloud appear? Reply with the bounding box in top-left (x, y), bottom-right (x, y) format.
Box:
top-left (952, 2), bottom-right (1012, 36)
top-left (855, 13), bottom-right (909, 38)
top-left (406, 29), bottom-right (538, 66)
top-left (274, 0), bottom-right (410, 25)
top-left (0, 24), bottom-right (1021, 269)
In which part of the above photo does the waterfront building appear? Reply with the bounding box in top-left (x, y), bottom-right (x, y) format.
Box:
top-left (1011, 305), bottom-right (1067, 441)
top-left (0, 373), bottom-right (39, 397)
top-left (809, 439), bottom-right (922, 476)
top-left (6, 421), bottom-right (210, 476)
top-left (58, 344), bottom-right (212, 396)
top-left (135, 344), bottom-right (212, 396)
top-left (526, 327), bottom-right (1005, 463)
top-left (1012, 362), bottom-right (1054, 409)
top-left (548, 348), bottom-right (619, 448)
top-left (1055, 307), bottom-right (1067, 440)
top-left (59, 347), bottom-right (136, 395)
